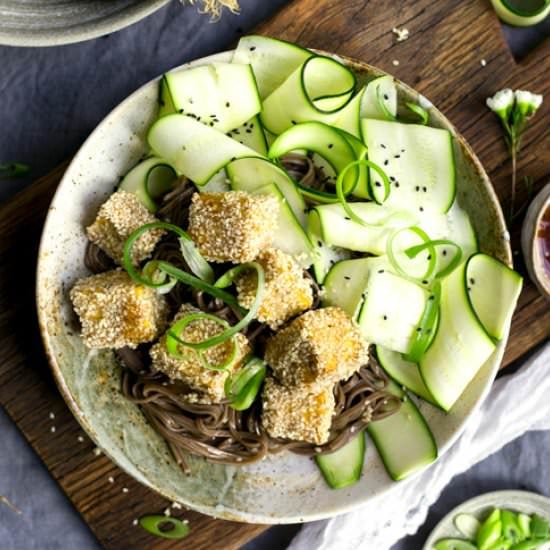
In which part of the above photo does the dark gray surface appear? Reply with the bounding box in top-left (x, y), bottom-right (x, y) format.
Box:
top-left (0, 1), bottom-right (548, 549)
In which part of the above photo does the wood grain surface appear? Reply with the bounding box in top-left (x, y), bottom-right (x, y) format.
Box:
top-left (0, 0), bottom-right (548, 548)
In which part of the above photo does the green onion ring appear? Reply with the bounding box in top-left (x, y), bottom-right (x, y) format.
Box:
top-left (123, 223), bottom-right (242, 309)
top-left (387, 226), bottom-right (436, 281)
top-left (224, 357), bottom-right (267, 411)
top-left (179, 238), bottom-right (214, 283)
top-left (404, 239), bottom-right (463, 279)
top-left (403, 281), bottom-right (441, 363)
top-left (335, 159), bottom-right (391, 226)
top-left (139, 515), bottom-right (189, 540)
top-left (166, 313), bottom-right (239, 371)
top-left (142, 260), bottom-right (177, 294)
top-left (405, 102), bottom-right (429, 125)
top-left (166, 262), bottom-right (265, 351)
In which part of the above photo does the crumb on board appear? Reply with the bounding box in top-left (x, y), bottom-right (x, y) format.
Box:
top-left (392, 26), bottom-right (409, 42)
top-left (481, 58), bottom-right (487, 67)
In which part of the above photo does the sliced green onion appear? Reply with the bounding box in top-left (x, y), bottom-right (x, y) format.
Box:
top-left (404, 239), bottom-right (463, 279)
top-left (0, 162), bottom-right (30, 179)
top-left (166, 312), bottom-right (240, 371)
top-left (405, 102), bottom-right (429, 125)
top-left (123, 222), bottom-right (241, 308)
top-left (139, 515), bottom-right (190, 540)
top-left (387, 226), bottom-right (436, 281)
top-left (335, 159), bottom-right (391, 226)
top-left (376, 85), bottom-right (397, 121)
top-left (224, 357), bottom-right (267, 411)
top-left (142, 260), bottom-right (177, 294)
top-left (295, 182), bottom-right (340, 204)
top-left (166, 262), bottom-right (265, 351)
top-left (179, 238), bottom-right (214, 283)
top-left (403, 281), bottom-right (441, 363)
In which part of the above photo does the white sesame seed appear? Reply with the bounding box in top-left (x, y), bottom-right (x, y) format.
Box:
top-left (164, 507), bottom-right (171, 516)
top-left (132, 519), bottom-right (138, 526)
top-left (480, 59), bottom-right (487, 67)
top-left (77, 436), bottom-right (84, 443)
top-left (183, 519), bottom-right (189, 524)
top-left (49, 412), bottom-right (55, 420)
top-left (172, 502), bottom-right (182, 509)
top-left (108, 476), bottom-right (115, 484)
top-left (122, 487), bottom-right (129, 493)
top-left (93, 447), bottom-right (102, 456)
top-left (50, 426), bottom-right (56, 433)
top-left (392, 59), bottom-right (400, 67)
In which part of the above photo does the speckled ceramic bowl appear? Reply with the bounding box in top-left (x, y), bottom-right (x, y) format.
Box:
top-left (0, 1), bottom-right (169, 47)
top-left (36, 50), bottom-right (512, 523)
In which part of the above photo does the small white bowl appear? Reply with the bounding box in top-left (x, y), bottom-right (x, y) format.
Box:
top-left (522, 183), bottom-right (550, 299)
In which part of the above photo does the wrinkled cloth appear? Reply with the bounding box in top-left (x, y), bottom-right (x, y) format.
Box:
top-left (289, 343), bottom-right (550, 550)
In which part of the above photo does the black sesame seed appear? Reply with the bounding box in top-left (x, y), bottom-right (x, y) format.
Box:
top-left (189, 98), bottom-right (194, 104)
top-left (419, 206), bottom-right (424, 212)
top-left (383, 315), bottom-right (388, 320)
top-left (159, 99), bottom-right (166, 107)
top-left (390, 176), bottom-right (396, 181)
top-left (233, 129), bottom-right (240, 134)
top-left (230, 157), bottom-right (237, 162)
top-left (246, 129), bottom-right (252, 133)
top-left (213, 118), bottom-right (220, 123)
top-left (423, 186), bottom-right (427, 192)
top-left (395, 182), bottom-right (400, 188)
top-left (330, 260), bottom-right (335, 265)
top-left (344, 276), bottom-right (351, 280)
top-left (381, 144), bottom-right (387, 149)
top-left (416, 327), bottom-right (422, 332)
top-left (226, 102), bottom-right (231, 108)
top-left (250, 123), bottom-right (255, 129)
top-left (318, 240), bottom-right (323, 247)
top-left (344, 216), bottom-right (351, 220)
top-left (378, 269), bottom-right (385, 273)
top-left (182, 145), bottom-right (187, 151)
top-left (250, 46), bottom-right (256, 51)
top-left (467, 286), bottom-right (471, 292)
top-left (415, 186), bottom-right (420, 192)
top-left (328, 144), bottom-right (334, 149)
top-left (375, 181), bottom-right (382, 187)
top-left (394, 154), bottom-right (400, 159)
top-left (384, 94), bottom-right (389, 100)
top-left (422, 280), bottom-right (428, 285)
top-left (384, 160), bottom-right (389, 166)
top-left (210, 114), bottom-right (217, 118)
top-left (209, 122), bottom-right (214, 126)
top-left (429, 296), bottom-right (435, 301)
top-left (291, 120), bottom-right (297, 125)
top-left (401, 148), bottom-right (405, 153)
top-left (178, 109), bottom-right (184, 114)
top-left (427, 255), bottom-right (432, 260)
top-left (469, 278), bottom-right (475, 285)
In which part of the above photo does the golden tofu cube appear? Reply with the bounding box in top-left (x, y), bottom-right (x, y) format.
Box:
top-left (150, 304), bottom-right (250, 402)
top-left (70, 269), bottom-right (168, 349)
top-left (187, 191), bottom-right (279, 263)
top-left (87, 190), bottom-right (164, 265)
top-left (236, 248), bottom-right (313, 329)
top-left (265, 307), bottom-right (369, 386)
top-left (261, 377), bottom-right (335, 445)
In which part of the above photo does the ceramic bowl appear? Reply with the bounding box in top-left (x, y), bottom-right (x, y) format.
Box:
top-left (0, 1), bottom-right (169, 47)
top-left (36, 50), bottom-right (512, 523)
top-left (423, 490), bottom-right (550, 549)
top-left (521, 183), bottom-right (550, 299)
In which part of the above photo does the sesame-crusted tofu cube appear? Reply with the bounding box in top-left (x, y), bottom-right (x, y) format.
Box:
top-left (86, 190), bottom-right (164, 265)
top-left (265, 307), bottom-right (369, 386)
top-left (70, 269), bottom-right (168, 349)
top-left (150, 304), bottom-right (250, 402)
top-left (235, 248), bottom-right (313, 329)
top-left (261, 377), bottom-right (335, 445)
top-left (187, 191), bottom-right (279, 263)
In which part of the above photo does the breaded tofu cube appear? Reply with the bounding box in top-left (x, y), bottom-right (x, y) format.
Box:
top-left (70, 269), bottom-right (168, 349)
top-left (86, 190), bottom-right (164, 265)
top-left (150, 304), bottom-right (250, 402)
top-left (261, 377), bottom-right (335, 445)
top-left (265, 307), bottom-right (369, 386)
top-left (187, 191), bottom-right (279, 263)
top-left (235, 248), bottom-right (313, 329)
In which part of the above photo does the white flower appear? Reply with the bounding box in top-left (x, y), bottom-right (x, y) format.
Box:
top-left (514, 90), bottom-right (543, 117)
top-left (486, 89), bottom-right (514, 120)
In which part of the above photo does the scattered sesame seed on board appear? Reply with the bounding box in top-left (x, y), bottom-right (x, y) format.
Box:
top-left (77, 436), bottom-right (84, 443)
top-left (480, 59), bottom-right (487, 67)
top-left (108, 476), bottom-right (115, 484)
top-left (392, 59), bottom-right (400, 66)
top-left (122, 487), bottom-right (129, 494)
top-left (164, 507), bottom-right (171, 516)
top-left (50, 426), bottom-right (56, 433)
top-left (172, 502), bottom-right (183, 509)
top-left (93, 447), bottom-right (102, 456)
top-left (49, 412), bottom-right (55, 419)
top-left (132, 519), bottom-right (138, 526)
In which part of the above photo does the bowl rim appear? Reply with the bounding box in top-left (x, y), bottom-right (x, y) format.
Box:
top-left (0, 0), bottom-right (170, 47)
top-left (36, 48), bottom-right (512, 524)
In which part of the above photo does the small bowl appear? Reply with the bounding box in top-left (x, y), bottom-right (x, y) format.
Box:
top-left (521, 183), bottom-right (550, 299)
top-left (423, 490), bottom-right (550, 549)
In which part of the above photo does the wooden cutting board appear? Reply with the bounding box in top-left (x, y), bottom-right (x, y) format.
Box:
top-left (0, 0), bottom-right (548, 548)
